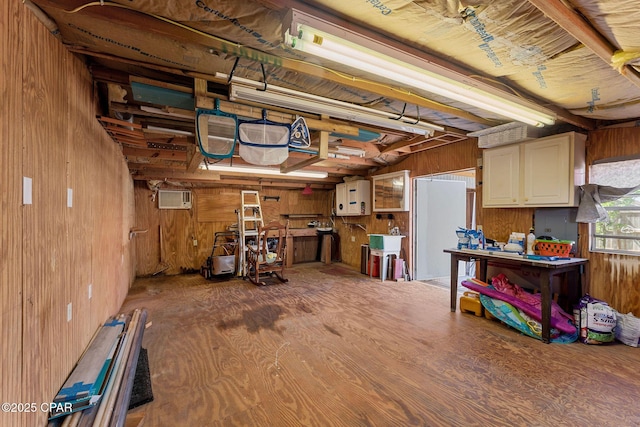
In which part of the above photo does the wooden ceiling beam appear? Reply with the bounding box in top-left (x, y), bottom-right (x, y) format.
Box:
top-left (409, 139), bottom-right (464, 154)
top-left (186, 144), bottom-right (204, 173)
top-left (113, 137), bottom-right (148, 148)
top-left (325, 156), bottom-right (378, 166)
top-left (131, 169), bottom-right (221, 182)
top-left (280, 130), bottom-right (329, 173)
top-left (528, 0), bottom-right (640, 90)
top-left (122, 146), bottom-right (187, 161)
top-left (127, 159), bottom-right (186, 168)
top-left (381, 134), bottom-right (434, 154)
top-left (110, 102), bottom-right (194, 122)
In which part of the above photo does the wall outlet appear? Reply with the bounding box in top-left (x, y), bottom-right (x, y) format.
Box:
top-left (477, 225), bottom-right (483, 232)
top-left (88, 283), bottom-right (92, 299)
top-left (193, 239), bottom-right (198, 247)
top-left (67, 303), bottom-right (72, 322)
top-left (351, 235), bottom-right (356, 242)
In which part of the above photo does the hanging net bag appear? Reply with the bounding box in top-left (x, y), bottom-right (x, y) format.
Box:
top-left (238, 110), bottom-right (290, 166)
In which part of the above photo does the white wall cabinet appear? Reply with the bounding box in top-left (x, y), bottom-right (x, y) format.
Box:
top-left (482, 132), bottom-right (586, 208)
top-left (482, 144), bottom-right (520, 207)
top-left (336, 180), bottom-right (371, 216)
top-left (372, 170), bottom-right (410, 212)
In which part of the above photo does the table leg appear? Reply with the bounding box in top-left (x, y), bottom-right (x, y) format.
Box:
top-left (285, 235), bottom-right (294, 268)
top-left (478, 259), bottom-right (488, 282)
top-left (540, 270), bottom-right (551, 344)
top-left (450, 255), bottom-right (460, 312)
top-left (323, 234), bottom-right (332, 265)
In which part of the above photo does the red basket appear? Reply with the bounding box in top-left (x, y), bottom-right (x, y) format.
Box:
top-left (535, 240), bottom-right (572, 257)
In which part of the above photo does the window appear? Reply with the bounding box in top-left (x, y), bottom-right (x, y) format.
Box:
top-left (589, 157), bottom-right (640, 255)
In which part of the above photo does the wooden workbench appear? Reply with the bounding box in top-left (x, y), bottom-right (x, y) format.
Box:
top-left (286, 228), bottom-right (331, 267)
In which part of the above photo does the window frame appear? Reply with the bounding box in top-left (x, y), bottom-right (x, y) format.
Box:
top-left (588, 157), bottom-right (640, 256)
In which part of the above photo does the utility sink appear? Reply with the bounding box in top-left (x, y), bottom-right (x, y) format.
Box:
top-left (368, 234), bottom-right (404, 251)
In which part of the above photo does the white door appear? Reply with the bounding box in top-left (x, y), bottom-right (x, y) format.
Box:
top-left (414, 179), bottom-right (466, 280)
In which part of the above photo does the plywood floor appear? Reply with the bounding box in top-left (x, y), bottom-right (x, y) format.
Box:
top-left (120, 263), bottom-right (640, 426)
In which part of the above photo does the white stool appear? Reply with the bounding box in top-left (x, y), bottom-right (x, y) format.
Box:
top-left (369, 249), bottom-right (400, 282)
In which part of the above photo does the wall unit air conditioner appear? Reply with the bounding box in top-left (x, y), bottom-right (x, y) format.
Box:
top-left (468, 122), bottom-right (541, 148)
top-left (158, 190), bottom-right (192, 209)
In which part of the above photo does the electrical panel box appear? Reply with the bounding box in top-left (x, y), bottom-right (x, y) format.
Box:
top-left (336, 180), bottom-right (371, 216)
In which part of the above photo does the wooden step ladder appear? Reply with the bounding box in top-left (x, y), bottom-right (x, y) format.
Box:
top-left (239, 190), bottom-right (264, 276)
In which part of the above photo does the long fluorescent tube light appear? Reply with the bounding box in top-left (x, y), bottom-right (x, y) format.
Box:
top-left (201, 163), bottom-right (328, 179)
top-left (229, 83), bottom-right (443, 135)
top-left (285, 9), bottom-right (556, 128)
top-left (145, 125), bottom-right (193, 136)
top-left (335, 146), bottom-right (366, 157)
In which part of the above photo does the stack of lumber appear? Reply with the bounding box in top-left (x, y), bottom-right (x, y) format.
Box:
top-left (48, 308), bottom-right (148, 427)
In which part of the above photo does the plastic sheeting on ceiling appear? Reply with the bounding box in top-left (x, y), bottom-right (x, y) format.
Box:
top-left (35, 0), bottom-right (640, 130)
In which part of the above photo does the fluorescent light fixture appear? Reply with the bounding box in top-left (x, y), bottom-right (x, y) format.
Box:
top-left (145, 125), bottom-right (193, 136)
top-left (285, 9), bottom-right (556, 128)
top-left (229, 83), bottom-right (443, 135)
top-left (201, 163), bottom-right (328, 179)
top-left (335, 146), bottom-right (366, 157)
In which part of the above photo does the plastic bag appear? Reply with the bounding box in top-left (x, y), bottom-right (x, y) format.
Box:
top-left (615, 312), bottom-right (640, 347)
top-left (574, 294), bottom-right (617, 344)
top-left (456, 227), bottom-right (484, 250)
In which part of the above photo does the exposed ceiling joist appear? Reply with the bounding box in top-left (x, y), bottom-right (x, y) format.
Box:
top-left (131, 169), bottom-right (221, 183)
top-left (40, 0), bottom-right (639, 189)
top-left (280, 130), bottom-right (329, 173)
top-left (528, 0), bottom-right (640, 89)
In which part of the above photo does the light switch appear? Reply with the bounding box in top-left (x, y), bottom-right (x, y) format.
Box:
top-left (23, 177), bottom-right (32, 205)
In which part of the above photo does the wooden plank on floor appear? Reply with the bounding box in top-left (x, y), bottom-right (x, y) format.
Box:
top-left (124, 411), bottom-right (145, 427)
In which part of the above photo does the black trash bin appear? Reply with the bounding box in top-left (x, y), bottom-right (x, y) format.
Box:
top-left (360, 244), bottom-right (369, 274)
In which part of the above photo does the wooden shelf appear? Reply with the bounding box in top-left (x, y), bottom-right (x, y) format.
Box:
top-left (281, 213), bottom-right (323, 218)
top-left (287, 228), bottom-right (319, 237)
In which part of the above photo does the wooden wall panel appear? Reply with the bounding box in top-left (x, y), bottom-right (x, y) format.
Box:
top-left (197, 191), bottom-right (241, 223)
top-left (67, 65), bottom-right (95, 363)
top-left (580, 128), bottom-right (640, 315)
top-left (161, 207), bottom-right (197, 273)
top-left (1, 1), bottom-right (24, 426)
top-left (134, 185), bottom-right (333, 275)
top-left (1, 5), bottom-right (136, 425)
top-left (22, 6), bottom-right (69, 415)
top-left (133, 182), bottom-right (163, 274)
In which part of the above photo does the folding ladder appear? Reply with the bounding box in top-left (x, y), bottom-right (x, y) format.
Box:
top-left (239, 190), bottom-right (264, 276)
